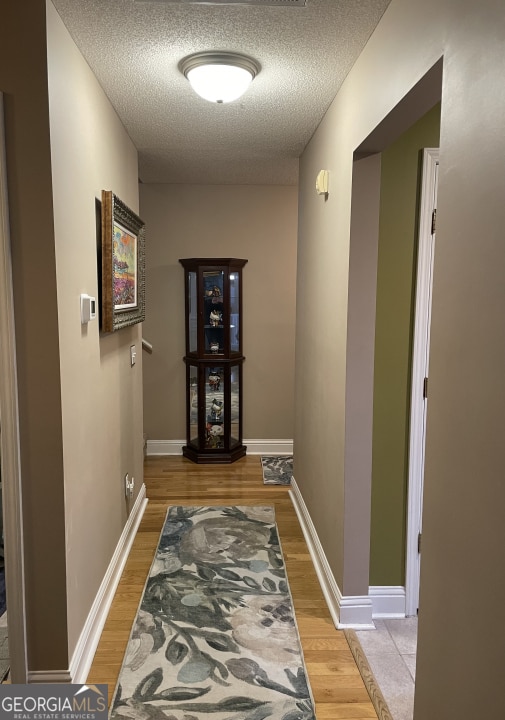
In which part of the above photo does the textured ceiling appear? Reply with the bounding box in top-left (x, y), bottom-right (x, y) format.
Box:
top-left (51, 0), bottom-right (392, 185)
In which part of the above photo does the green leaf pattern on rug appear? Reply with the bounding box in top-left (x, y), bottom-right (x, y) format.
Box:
top-left (111, 505), bottom-right (315, 720)
top-left (261, 456), bottom-right (293, 486)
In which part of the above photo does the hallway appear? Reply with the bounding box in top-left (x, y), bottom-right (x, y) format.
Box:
top-left (87, 455), bottom-right (378, 719)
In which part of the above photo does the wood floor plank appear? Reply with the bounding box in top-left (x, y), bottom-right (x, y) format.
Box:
top-left (87, 456), bottom-right (377, 719)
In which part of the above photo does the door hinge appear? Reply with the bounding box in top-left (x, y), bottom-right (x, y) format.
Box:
top-left (431, 209), bottom-right (437, 235)
top-left (423, 377), bottom-right (428, 399)
top-left (418, 532), bottom-right (422, 553)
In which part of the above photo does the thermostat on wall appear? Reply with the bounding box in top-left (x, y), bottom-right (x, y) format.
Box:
top-left (80, 294), bottom-right (97, 324)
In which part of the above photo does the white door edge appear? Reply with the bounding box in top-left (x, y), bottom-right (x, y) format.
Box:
top-left (405, 148), bottom-right (439, 617)
top-left (0, 93), bottom-right (28, 681)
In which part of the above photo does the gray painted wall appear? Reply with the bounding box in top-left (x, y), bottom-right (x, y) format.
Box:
top-left (140, 183), bottom-right (298, 443)
top-left (0, 0), bottom-right (143, 670)
top-left (47, 1), bottom-right (144, 659)
top-left (296, 0), bottom-right (505, 716)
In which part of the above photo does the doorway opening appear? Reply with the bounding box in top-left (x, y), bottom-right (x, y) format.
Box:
top-left (350, 60), bottom-right (442, 615)
top-left (369, 108), bottom-right (441, 615)
top-left (345, 59), bottom-right (443, 720)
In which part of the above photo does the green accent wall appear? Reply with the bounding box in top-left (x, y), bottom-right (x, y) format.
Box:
top-left (370, 103), bottom-right (441, 586)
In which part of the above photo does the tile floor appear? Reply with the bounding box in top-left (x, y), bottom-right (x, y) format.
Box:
top-left (355, 617), bottom-right (417, 720)
top-left (0, 611), bottom-right (8, 683)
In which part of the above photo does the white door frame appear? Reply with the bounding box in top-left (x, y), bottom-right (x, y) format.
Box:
top-left (0, 93), bottom-right (28, 681)
top-left (405, 148), bottom-right (439, 617)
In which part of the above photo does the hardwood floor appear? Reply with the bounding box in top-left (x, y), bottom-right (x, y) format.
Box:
top-left (87, 455), bottom-right (377, 719)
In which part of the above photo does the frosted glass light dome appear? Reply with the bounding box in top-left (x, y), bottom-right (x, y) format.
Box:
top-left (180, 52), bottom-right (260, 104)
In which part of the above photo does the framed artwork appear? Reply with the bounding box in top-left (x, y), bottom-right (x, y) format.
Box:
top-left (101, 190), bottom-right (145, 332)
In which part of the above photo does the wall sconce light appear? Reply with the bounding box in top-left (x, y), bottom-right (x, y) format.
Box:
top-left (316, 169), bottom-right (329, 196)
top-left (179, 51), bottom-right (261, 104)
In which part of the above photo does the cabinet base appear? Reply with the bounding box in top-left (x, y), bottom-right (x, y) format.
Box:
top-left (182, 445), bottom-right (247, 464)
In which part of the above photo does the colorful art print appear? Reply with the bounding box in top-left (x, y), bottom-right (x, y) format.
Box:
top-left (101, 190), bottom-right (146, 332)
top-left (113, 221), bottom-right (137, 309)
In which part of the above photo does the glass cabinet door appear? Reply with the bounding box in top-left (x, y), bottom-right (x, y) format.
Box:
top-left (188, 271), bottom-right (197, 353)
top-left (203, 270), bottom-right (224, 355)
top-left (205, 366), bottom-right (224, 449)
top-left (230, 272), bottom-right (240, 353)
top-left (230, 364), bottom-right (240, 448)
top-left (189, 365), bottom-right (199, 448)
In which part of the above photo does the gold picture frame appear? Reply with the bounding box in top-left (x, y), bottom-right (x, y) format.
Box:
top-left (101, 190), bottom-right (145, 333)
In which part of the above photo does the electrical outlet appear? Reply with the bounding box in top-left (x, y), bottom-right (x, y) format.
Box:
top-left (124, 473), bottom-right (129, 498)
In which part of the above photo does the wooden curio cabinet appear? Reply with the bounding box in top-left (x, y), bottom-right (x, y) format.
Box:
top-left (179, 258), bottom-right (247, 463)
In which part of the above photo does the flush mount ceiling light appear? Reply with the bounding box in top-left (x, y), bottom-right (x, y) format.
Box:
top-left (179, 52), bottom-right (261, 104)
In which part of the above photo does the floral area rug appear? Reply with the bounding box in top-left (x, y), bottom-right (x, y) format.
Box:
top-left (110, 506), bottom-right (315, 720)
top-left (260, 457), bottom-right (293, 486)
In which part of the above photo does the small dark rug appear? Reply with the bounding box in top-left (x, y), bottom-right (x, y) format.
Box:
top-left (260, 456), bottom-right (293, 486)
top-left (110, 505), bottom-right (315, 720)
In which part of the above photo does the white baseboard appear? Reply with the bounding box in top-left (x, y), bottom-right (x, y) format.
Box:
top-left (146, 440), bottom-right (184, 455)
top-left (369, 586), bottom-right (406, 618)
top-left (289, 477), bottom-right (374, 629)
top-left (27, 670), bottom-right (72, 683)
top-left (146, 439), bottom-right (293, 456)
top-left (68, 484), bottom-right (148, 683)
top-left (244, 439), bottom-right (293, 455)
